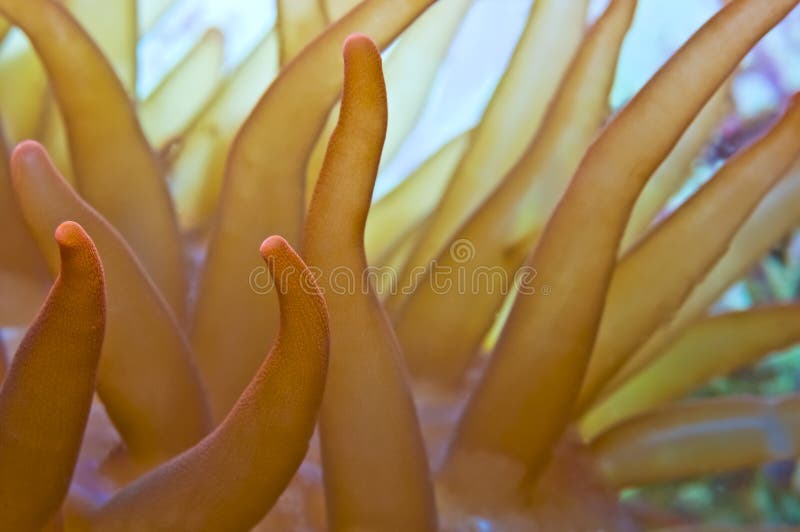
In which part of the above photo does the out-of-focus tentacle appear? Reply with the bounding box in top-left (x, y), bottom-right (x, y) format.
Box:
top-left (592, 395), bottom-right (800, 487)
top-left (443, 0), bottom-right (800, 507)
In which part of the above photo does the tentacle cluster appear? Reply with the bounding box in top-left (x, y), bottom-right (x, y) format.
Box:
top-left (1, 0), bottom-right (800, 530)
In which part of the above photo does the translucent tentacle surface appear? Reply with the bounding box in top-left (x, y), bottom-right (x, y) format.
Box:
top-left (392, 0), bottom-right (589, 308)
top-left (0, 221), bottom-right (105, 531)
top-left (365, 131), bottom-right (471, 266)
top-left (91, 236), bottom-right (329, 532)
top-left (443, 0), bottom-right (800, 505)
top-left (592, 395), bottom-right (800, 487)
top-left (394, 0), bottom-right (635, 385)
top-left (277, 0), bottom-right (327, 64)
top-left (140, 30), bottom-right (225, 149)
top-left (169, 29), bottom-right (280, 230)
top-left (306, 0), bottom-right (471, 201)
top-left (303, 34), bottom-right (437, 531)
top-left (11, 142), bottom-right (210, 469)
top-left (620, 81), bottom-right (733, 252)
top-left (582, 305), bottom-right (800, 440)
top-left (192, 0), bottom-right (437, 422)
top-left (615, 160), bottom-right (800, 388)
top-left (578, 94), bottom-right (800, 411)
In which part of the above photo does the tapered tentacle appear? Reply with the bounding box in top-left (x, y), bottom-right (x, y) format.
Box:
top-left (169, 29), bottom-right (280, 230)
top-left (592, 395), bottom-right (800, 487)
top-left (0, 221), bottom-right (105, 532)
top-left (68, 0), bottom-right (137, 93)
top-left (620, 81), bottom-right (733, 252)
top-left (577, 94), bottom-right (800, 412)
top-left (306, 0), bottom-right (471, 202)
top-left (90, 236), bottom-right (329, 532)
top-left (0, 0), bottom-right (187, 319)
top-left (0, 31), bottom-right (47, 144)
top-left (443, 0), bottom-right (800, 506)
top-left (139, 29), bottom-right (225, 149)
top-left (303, 34), bottom-right (437, 530)
top-left (277, 0), bottom-right (327, 65)
top-left (582, 305), bottom-right (800, 440)
top-left (394, 0), bottom-right (636, 386)
top-left (11, 142), bottom-right (210, 470)
top-left (192, 0), bottom-right (437, 422)
top-left (323, 0), bottom-right (362, 21)
top-left (0, 123), bottom-right (49, 326)
top-left (365, 131), bottom-right (471, 266)
top-left (390, 0), bottom-right (589, 313)
top-left (614, 160), bottom-right (800, 389)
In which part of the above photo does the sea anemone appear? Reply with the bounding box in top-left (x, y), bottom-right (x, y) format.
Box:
top-left (2, 0), bottom-right (800, 530)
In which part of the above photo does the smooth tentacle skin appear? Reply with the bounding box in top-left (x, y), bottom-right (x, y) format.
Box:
top-left (577, 93), bottom-right (800, 411)
top-left (303, 35), bottom-right (437, 531)
top-left (614, 161), bottom-right (800, 389)
top-left (11, 142), bottom-right (211, 469)
top-left (390, 0), bottom-right (589, 312)
top-left (0, 125), bottom-right (49, 326)
top-left (620, 81), bottom-right (733, 252)
top-left (394, 0), bottom-right (636, 385)
top-left (169, 29), bottom-right (280, 230)
top-left (443, 0), bottom-right (800, 506)
top-left (592, 396), bottom-right (800, 487)
top-left (192, 0), bottom-right (437, 422)
top-left (139, 29), bottom-right (225, 149)
top-left (365, 131), bottom-right (471, 266)
top-left (68, 0), bottom-right (137, 94)
top-left (0, 221), bottom-right (105, 532)
top-left (0, 31), bottom-right (48, 144)
top-left (306, 0), bottom-right (471, 202)
top-left (91, 236), bottom-right (329, 532)
top-left (582, 305), bottom-right (800, 440)
top-left (0, 0), bottom-right (186, 319)
top-left (277, 0), bottom-right (327, 65)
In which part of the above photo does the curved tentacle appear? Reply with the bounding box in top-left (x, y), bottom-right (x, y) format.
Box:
top-left (365, 131), bottom-right (471, 266)
top-left (11, 142), bottom-right (210, 470)
top-left (390, 0), bottom-right (590, 311)
top-left (0, 0), bottom-right (186, 318)
top-left (90, 236), bottom-right (329, 532)
top-left (592, 395), bottom-right (800, 487)
top-left (192, 0), bottom-right (437, 422)
top-left (614, 160), bottom-right (800, 389)
top-left (620, 81), bottom-right (733, 252)
top-left (0, 221), bottom-right (105, 531)
top-left (277, 0), bottom-right (327, 65)
top-left (577, 93), bottom-right (800, 411)
top-left (443, 0), bottom-right (800, 506)
top-left (303, 34), bottom-right (437, 530)
top-left (393, 0), bottom-right (636, 385)
top-left (0, 124), bottom-right (49, 326)
top-left (582, 305), bottom-right (800, 440)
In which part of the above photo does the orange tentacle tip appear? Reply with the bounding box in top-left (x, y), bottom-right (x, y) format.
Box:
top-left (54, 220), bottom-right (92, 251)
